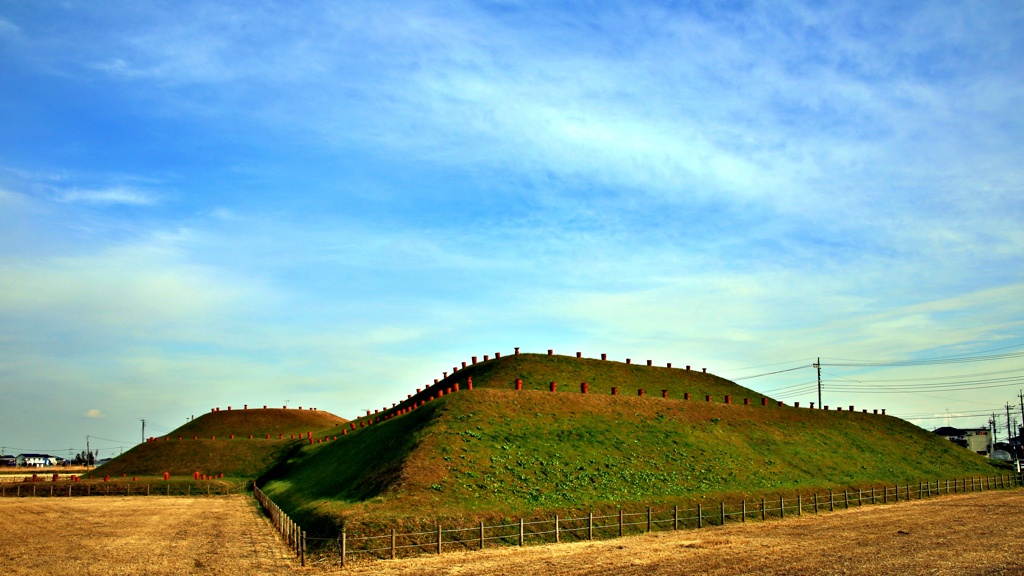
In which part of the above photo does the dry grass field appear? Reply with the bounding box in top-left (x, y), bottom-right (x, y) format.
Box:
top-left (0, 495), bottom-right (296, 575)
top-left (322, 490), bottom-right (1024, 575)
top-left (3, 490), bottom-right (1023, 575)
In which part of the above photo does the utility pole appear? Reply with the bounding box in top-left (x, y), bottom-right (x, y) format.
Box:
top-left (990, 414), bottom-right (998, 453)
top-left (815, 354), bottom-right (823, 407)
top-left (141, 419), bottom-right (146, 443)
top-left (1018, 389), bottom-right (1023, 437)
top-left (1006, 404), bottom-right (1014, 448)
top-left (86, 436), bottom-right (91, 468)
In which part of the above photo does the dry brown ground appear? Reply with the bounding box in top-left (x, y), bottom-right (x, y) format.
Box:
top-left (322, 490), bottom-right (1024, 576)
top-left (3, 490), bottom-right (1022, 575)
top-left (0, 495), bottom-right (297, 575)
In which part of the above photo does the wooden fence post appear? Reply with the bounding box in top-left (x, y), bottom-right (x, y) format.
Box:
top-left (619, 509), bottom-right (624, 536)
top-left (480, 521), bottom-right (485, 550)
top-left (741, 500), bottom-right (746, 523)
top-left (589, 512), bottom-right (594, 541)
top-left (519, 518), bottom-right (524, 547)
top-left (674, 505), bottom-right (679, 530)
top-left (556, 514), bottom-right (560, 543)
top-left (697, 504), bottom-right (702, 528)
top-left (391, 528), bottom-right (396, 560)
top-left (780, 495), bottom-right (784, 519)
top-left (797, 494), bottom-right (802, 516)
top-left (720, 501), bottom-right (725, 525)
top-left (844, 490), bottom-right (849, 509)
top-left (301, 531), bottom-right (306, 567)
top-left (647, 507), bottom-right (652, 532)
top-left (437, 524), bottom-right (442, 555)
top-left (341, 532), bottom-right (346, 568)
top-left (761, 498), bottom-right (765, 521)
top-left (813, 493), bottom-right (818, 513)
top-left (829, 490), bottom-right (833, 512)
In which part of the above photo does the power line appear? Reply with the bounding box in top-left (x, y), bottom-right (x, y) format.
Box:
top-left (821, 347), bottom-right (1024, 367)
top-left (721, 358), bottom-right (817, 372)
top-left (85, 436), bottom-right (133, 445)
top-left (823, 380), bottom-right (1024, 394)
top-left (825, 367), bottom-right (1024, 384)
top-left (757, 379), bottom-right (819, 396)
top-left (732, 364), bottom-right (812, 381)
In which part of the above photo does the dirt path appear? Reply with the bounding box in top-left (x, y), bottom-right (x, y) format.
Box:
top-left (0, 495), bottom-right (297, 575)
top-left (324, 490), bottom-right (1024, 575)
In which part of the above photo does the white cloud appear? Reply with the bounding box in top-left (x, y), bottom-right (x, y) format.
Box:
top-left (58, 186), bottom-right (158, 206)
top-left (84, 409), bottom-right (105, 419)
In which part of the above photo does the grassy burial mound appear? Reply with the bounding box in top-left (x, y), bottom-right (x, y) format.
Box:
top-left (350, 352), bottom-right (763, 427)
top-left (259, 353), bottom-right (1002, 532)
top-left (93, 407), bottom-right (347, 479)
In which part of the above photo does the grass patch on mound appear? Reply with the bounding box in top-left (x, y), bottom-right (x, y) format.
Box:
top-left (93, 408), bottom-right (348, 479)
top-left (172, 408), bottom-right (347, 439)
top-left (348, 353), bottom-right (775, 429)
top-left (262, 388), bottom-right (1003, 534)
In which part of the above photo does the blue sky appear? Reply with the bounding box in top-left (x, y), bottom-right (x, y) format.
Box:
top-left (1, 1), bottom-right (1023, 458)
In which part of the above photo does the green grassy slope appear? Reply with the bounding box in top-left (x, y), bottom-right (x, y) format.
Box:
top-left (92, 408), bottom-right (348, 478)
top-left (260, 354), bottom-right (1003, 532)
top-left (351, 353), bottom-right (772, 426)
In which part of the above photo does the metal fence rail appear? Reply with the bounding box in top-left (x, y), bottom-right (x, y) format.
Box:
top-left (330, 473), bottom-right (1022, 568)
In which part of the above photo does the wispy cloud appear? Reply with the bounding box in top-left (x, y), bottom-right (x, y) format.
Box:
top-left (57, 186), bottom-right (158, 206)
top-left (0, 16), bottom-right (19, 36)
top-left (84, 409), bottom-right (105, 419)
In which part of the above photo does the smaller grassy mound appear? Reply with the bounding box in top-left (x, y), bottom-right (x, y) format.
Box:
top-left (94, 408), bottom-right (347, 478)
top-left (173, 408), bottom-right (347, 439)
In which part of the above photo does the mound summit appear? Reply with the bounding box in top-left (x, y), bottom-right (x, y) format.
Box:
top-left (94, 407), bottom-right (347, 478)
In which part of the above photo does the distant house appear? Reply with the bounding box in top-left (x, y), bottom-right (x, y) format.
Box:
top-left (0, 454), bottom-right (15, 467)
top-left (933, 427), bottom-right (991, 456)
top-left (15, 454), bottom-right (59, 467)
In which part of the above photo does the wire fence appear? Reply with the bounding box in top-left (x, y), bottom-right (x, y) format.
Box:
top-left (254, 484), bottom-right (307, 567)
top-left (0, 479), bottom-right (245, 497)
top-left (325, 473), bottom-right (1022, 569)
